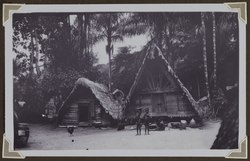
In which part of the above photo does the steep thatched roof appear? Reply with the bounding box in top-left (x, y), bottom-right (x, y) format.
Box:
top-left (126, 43), bottom-right (199, 115)
top-left (59, 78), bottom-right (122, 119)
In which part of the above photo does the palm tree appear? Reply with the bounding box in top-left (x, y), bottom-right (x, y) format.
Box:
top-left (123, 13), bottom-right (197, 69)
top-left (123, 13), bottom-right (165, 50)
top-left (95, 13), bottom-right (125, 91)
top-left (211, 12), bottom-right (218, 117)
top-left (212, 12), bottom-right (217, 89)
top-left (201, 12), bottom-right (211, 109)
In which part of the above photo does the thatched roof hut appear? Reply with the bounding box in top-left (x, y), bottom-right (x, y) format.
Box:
top-left (58, 78), bottom-right (122, 126)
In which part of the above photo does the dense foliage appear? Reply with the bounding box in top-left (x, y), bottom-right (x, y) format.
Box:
top-left (13, 13), bottom-right (100, 122)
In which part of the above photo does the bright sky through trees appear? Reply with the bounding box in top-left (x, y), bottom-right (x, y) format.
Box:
top-left (93, 34), bottom-right (149, 64)
top-left (69, 14), bottom-right (149, 65)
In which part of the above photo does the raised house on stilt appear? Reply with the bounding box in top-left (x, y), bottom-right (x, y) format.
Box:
top-left (125, 44), bottom-right (199, 121)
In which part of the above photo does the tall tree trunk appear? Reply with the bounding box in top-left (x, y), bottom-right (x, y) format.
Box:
top-left (201, 12), bottom-right (211, 109)
top-left (87, 20), bottom-right (90, 54)
top-left (77, 14), bottom-right (84, 55)
top-left (107, 16), bottom-right (112, 91)
top-left (211, 12), bottom-right (218, 117)
top-left (34, 28), bottom-right (41, 77)
top-left (212, 12), bottom-right (217, 89)
top-left (29, 31), bottom-right (35, 77)
top-left (77, 14), bottom-right (84, 69)
top-left (83, 13), bottom-right (89, 55)
top-left (43, 32), bottom-right (51, 70)
top-left (155, 14), bottom-right (164, 52)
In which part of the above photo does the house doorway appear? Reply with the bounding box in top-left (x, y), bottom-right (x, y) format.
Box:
top-left (151, 94), bottom-right (165, 113)
top-left (78, 103), bottom-right (89, 122)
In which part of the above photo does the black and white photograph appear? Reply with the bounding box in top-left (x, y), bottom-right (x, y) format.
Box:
top-left (3, 3), bottom-right (247, 158)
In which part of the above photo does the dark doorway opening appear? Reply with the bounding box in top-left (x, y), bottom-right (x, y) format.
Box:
top-left (78, 103), bottom-right (89, 122)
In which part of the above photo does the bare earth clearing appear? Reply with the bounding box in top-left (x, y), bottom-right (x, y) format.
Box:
top-left (18, 121), bottom-right (220, 150)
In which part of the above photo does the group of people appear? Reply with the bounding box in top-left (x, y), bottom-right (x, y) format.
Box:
top-left (136, 108), bottom-right (150, 135)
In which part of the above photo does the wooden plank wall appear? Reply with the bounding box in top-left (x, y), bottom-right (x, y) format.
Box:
top-left (129, 92), bottom-right (192, 117)
top-left (60, 103), bottom-right (79, 125)
top-left (164, 94), bottom-right (178, 113)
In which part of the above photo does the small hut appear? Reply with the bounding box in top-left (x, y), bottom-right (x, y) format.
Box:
top-left (125, 44), bottom-right (198, 121)
top-left (57, 78), bottom-right (122, 127)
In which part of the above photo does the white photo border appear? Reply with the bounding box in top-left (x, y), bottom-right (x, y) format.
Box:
top-left (3, 3), bottom-right (246, 157)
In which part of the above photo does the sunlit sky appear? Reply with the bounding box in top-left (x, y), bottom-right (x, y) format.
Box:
top-left (93, 34), bottom-right (150, 64)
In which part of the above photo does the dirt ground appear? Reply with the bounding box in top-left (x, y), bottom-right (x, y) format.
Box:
top-left (17, 120), bottom-right (221, 150)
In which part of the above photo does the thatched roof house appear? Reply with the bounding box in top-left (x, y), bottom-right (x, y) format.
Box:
top-left (58, 78), bottom-right (122, 127)
top-left (125, 43), bottom-right (199, 119)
